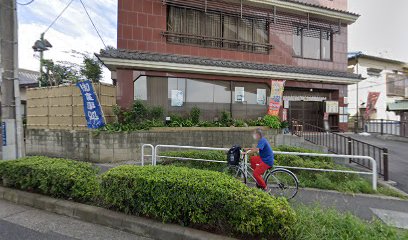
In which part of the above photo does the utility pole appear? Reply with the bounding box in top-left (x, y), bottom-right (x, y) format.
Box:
top-left (0, 0), bottom-right (23, 160)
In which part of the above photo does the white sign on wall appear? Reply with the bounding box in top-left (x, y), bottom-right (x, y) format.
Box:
top-left (171, 90), bottom-right (184, 107)
top-left (326, 101), bottom-right (339, 113)
top-left (256, 89), bottom-right (266, 105)
top-left (235, 87), bottom-right (245, 102)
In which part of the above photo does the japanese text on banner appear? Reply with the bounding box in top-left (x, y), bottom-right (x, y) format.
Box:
top-left (268, 80), bottom-right (285, 116)
top-left (76, 80), bottom-right (105, 129)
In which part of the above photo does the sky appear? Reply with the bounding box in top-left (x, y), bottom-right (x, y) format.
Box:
top-left (17, 0), bottom-right (117, 82)
top-left (17, 0), bottom-right (408, 83)
top-left (348, 0), bottom-right (408, 62)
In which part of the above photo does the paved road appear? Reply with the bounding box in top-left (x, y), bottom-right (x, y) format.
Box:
top-left (0, 199), bottom-right (154, 240)
top-left (346, 134), bottom-right (408, 193)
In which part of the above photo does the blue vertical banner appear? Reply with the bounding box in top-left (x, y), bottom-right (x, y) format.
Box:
top-left (76, 80), bottom-right (105, 129)
top-left (1, 122), bottom-right (6, 146)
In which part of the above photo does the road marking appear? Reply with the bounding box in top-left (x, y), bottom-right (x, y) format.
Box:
top-left (371, 208), bottom-right (408, 229)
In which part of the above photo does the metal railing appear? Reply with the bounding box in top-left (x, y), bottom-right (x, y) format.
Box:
top-left (291, 119), bottom-right (389, 181)
top-left (146, 144), bottom-right (378, 190)
top-left (141, 144), bottom-right (155, 166)
top-left (349, 117), bottom-right (408, 138)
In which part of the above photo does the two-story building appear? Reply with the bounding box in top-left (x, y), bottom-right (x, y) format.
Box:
top-left (347, 52), bottom-right (408, 121)
top-left (97, 0), bottom-right (361, 131)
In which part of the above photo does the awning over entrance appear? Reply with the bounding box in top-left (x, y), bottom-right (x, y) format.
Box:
top-left (97, 49), bottom-right (362, 85)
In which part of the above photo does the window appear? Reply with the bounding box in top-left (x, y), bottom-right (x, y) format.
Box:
top-left (386, 73), bottom-right (408, 97)
top-left (134, 76), bottom-right (147, 100)
top-left (292, 26), bottom-right (332, 60)
top-left (186, 80), bottom-right (214, 103)
top-left (166, 6), bottom-right (270, 53)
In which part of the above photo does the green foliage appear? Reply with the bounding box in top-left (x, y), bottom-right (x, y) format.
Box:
top-left (80, 56), bottom-right (102, 83)
top-left (0, 157), bottom-right (99, 202)
top-left (190, 106), bottom-right (201, 125)
top-left (233, 119), bottom-right (246, 127)
top-left (105, 102), bottom-right (280, 131)
top-left (100, 165), bottom-right (295, 238)
top-left (280, 121), bottom-right (289, 129)
top-left (161, 151), bottom-right (226, 172)
top-left (149, 106), bottom-right (164, 121)
top-left (245, 118), bottom-right (266, 127)
top-left (263, 115), bottom-right (281, 129)
top-left (39, 54), bottom-right (103, 87)
top-left (40, 59), bottom-right (80, 86)
top-left (220, 111), bottom-right (232, 126)
top-left (286, 205), bottom-right (401, 240)
top-left (102, 101), bottom-right (165, 131)
top-left (161, 146), bottom-right (401, 197)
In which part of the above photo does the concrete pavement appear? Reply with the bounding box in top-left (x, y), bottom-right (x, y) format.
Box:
top-left (346, 133), bottom-right (408, 193)
top-left (0, 199), bottom-right (153, 240)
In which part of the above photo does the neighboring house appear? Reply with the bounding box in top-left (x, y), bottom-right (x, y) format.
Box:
top-left (0, 69), bottom-right (39, 118)
top-left (348, 52), bottom-right (408, 121)
top-left (97, 0), bottom-right (361, 131)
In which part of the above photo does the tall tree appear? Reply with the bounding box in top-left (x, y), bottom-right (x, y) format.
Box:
top-left (80, 56), bottom-right (102, 83)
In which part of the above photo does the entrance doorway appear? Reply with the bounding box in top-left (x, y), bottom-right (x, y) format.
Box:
top-left (288, 101), bottom-right (324, 128)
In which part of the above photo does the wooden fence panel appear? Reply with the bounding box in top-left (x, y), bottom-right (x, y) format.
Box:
top-left (27, 83), bottom-right (116, 130)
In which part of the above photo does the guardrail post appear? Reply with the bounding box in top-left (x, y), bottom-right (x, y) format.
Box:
top-left (354, 118), bottom-right (358, 133)
top-left (347, 137), bottom-right (352, 163)
top-left (383, 148), bottom-right (389, 181)
top-left (380, 119), bottom-right (384, 135)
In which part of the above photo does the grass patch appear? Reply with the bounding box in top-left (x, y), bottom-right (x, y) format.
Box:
top-left (286, 205), bottom-right (408, 240)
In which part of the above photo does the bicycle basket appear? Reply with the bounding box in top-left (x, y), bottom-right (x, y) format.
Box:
top-left (227, 145), bottom-right (241, 166)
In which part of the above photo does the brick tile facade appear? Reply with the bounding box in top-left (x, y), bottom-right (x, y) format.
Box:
top-left (117, 0), bottom-right (348, 72)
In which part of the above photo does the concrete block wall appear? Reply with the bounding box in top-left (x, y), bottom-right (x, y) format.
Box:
top-left (25, 128), bottom-right (280, 163)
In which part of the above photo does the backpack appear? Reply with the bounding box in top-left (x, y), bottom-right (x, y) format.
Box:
top-left (227, 145), bottom-right (241, 166)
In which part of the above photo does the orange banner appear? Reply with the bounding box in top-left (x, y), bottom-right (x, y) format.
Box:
top-left (268, 80), bottom-right (285, 116)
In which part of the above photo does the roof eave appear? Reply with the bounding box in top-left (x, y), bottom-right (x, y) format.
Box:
top-left (246, 0), bottom-right (359, 24)
top-left (99, 56), bottom-right (361, 85)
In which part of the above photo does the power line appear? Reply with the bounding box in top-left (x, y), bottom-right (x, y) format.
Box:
top-left (79, 0), bottom-right (107, 48)
top-left (44, 0), bottom-right (75, 34)
top-left (17, 0), bottom-right (35, 5)
top-left (348, 76), bottom-right (407, 92)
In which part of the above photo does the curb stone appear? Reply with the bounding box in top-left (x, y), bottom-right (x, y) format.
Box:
top-left (0, 186), bottom-right (236, 240)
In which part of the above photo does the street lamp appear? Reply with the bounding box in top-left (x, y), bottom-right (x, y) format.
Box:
top-left (32, 33), bottom-right (52, 87)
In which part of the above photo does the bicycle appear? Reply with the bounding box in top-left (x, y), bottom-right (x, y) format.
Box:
top-left (226, 150), bottom-right (299, 200)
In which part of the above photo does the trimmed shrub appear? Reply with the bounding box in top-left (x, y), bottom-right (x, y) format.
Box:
top-left (0, 156), bottom-right (99, 202)
top-left (100, 165), bottom-right (295, 238)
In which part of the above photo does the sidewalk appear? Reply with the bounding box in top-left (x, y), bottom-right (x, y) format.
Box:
top-left (0, 199), bottom-right (153, 240)
top-left (294, 188), bottom-right (408, 229)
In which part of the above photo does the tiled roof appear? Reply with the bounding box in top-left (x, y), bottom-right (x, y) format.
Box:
top-left (19, 69), bottom-right (39, 86)
top-left (98, 48), bottom-right (361, 80)
top-left (278, 0), bottom-right (360, 16)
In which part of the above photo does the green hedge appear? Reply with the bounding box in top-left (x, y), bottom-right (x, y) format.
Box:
top-left (286, 205), bottom-right (405, 240)
top-left (100, 165), bottom-right (295, 238)
top-left (159, 146), bottom-right (379, 194)
top-left (160, 150), bottom-right (226, 172)
top-left (0, 156), bottom-right (99, 202)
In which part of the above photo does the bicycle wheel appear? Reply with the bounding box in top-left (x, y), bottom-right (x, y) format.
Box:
top-left (224, 165), bottom-right (247, 184)
top-left (265, 168), bottom-right (298, 200)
